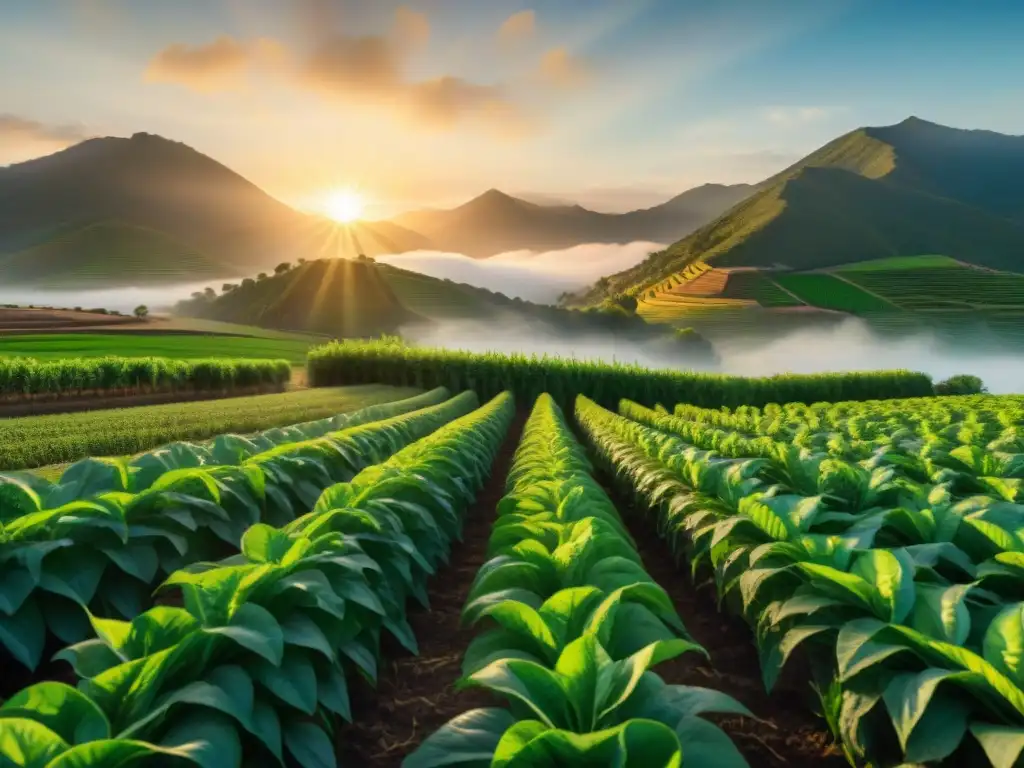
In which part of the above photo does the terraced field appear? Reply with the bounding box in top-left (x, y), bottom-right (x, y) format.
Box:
top-left (840, 264), bottom-right (1024, 309)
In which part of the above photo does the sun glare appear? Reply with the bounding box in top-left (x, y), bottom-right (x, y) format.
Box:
top-left (324, 189), bottom-right (364, 223)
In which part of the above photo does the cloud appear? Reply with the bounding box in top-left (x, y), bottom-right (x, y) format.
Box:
top-left (394, 6), bottom-right (431, 48)
top-left (0, 115), bottom-right (91, 163)
top-left (538, 48), bottom-right (589, 88)
top-left (146, 7), bottom-right (535, 135)
top-left (0, 115), bottom-right (89, 146)
top-left (498, 10), bottom-right (536, 46)
top-left (378, 241), bottom-right (664, 303)
top-left (144, 36), bottom-right (252, 92)
top-left (764, 106), bottom-right (843, 125)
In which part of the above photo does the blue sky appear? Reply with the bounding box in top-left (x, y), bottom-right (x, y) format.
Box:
top-left (1, 0), bottom-right (1022, 217)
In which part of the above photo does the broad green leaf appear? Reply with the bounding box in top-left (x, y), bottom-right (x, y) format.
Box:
top-left (404, 708), bottom-right (515, 768)
top-left (283, 721), bottom-right (336, 768)
top-left (0, 683), bottom-right (109, 745)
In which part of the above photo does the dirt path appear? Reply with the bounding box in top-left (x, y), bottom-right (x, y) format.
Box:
top-left (597, 472), bottom-right (847, 768)
top-left (336, 409), bottom-right (528, 767)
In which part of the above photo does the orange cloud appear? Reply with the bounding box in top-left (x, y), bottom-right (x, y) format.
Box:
top-left (144, 36), bottom-right (251, 92)
top-left (0, 115), bottom-right (91, 164)
top-left (538, 48), bottom-right (589, 88)
top-left (498, 10), bottom-right (536, 46)
top-left (394, 6), bottom-right (430, 48)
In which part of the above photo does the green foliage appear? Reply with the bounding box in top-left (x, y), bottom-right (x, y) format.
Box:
top-left (0, 334), bottom-right (315, 364)
top-left (409, 394), bottom-right (750, 767)
top-left (0, 391), bottom-right (514, 768)
top-left (307, 337), bottom-right (934, 411)
top-left (0, 385), bottom-right (425, 471)
top-left (0, 389), bottom-right (475, 672)
top-left (577, 391), bottom-right (1024, 766)
top-left (936, 375), bottom-right (988, 396)
top-left (0, 356), bottom-right (290, 399)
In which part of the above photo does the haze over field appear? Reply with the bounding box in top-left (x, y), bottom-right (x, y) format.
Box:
top-left (379, 241), bottom-right (664, 302)
top-left (402, 315), bottom-right (1024, 394)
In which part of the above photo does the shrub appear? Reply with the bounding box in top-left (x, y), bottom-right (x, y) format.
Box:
top-left (935, 374), bottom-right (987, 395)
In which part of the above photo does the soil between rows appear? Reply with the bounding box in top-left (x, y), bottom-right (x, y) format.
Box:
top-left (335, 408), bottom-right (529, 766)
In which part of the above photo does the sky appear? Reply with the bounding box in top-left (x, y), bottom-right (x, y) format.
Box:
top-left (1, 0), bottom-right (1023, 219)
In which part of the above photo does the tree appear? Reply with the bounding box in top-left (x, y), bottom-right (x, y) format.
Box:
top-left (257, 273), bottom-right (269, 281)
top-left (241, 278), bottom-right (256, 288)
top-left (275, 262), bottom-right (291, 274)
top-left (297, 258), bottom-right (307, 265)
top-left (222, 283), bottom-right (237, 293)
top-left (203, 287), bottom-right (216, 299)
top-left (134, 305), bottom-right (149, 319)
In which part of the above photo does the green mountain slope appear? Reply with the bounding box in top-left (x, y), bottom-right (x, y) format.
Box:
top-left (175, 257), bottom-right (718, 362)
top-left (577, 118), bottom-right (1024, 302)
top-left (0, 221), bottom-right (233, 287)
top-left (175, 259), bottom-right (420, 337)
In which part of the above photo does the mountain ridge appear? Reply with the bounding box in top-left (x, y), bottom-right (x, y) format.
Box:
top-left (572, 117), bottom-right (1024, 303)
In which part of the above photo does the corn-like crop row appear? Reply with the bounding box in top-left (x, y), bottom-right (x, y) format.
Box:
top-left (0, 391), bottom-right (478, 672)
top-left (307, 337), bottom-right (934, 410)
top-left (0, 355), bottom-right (292, 398)
top-left (408, 394), bottom-right (752, 767)
top-left (0, 392), bottom-right (515, 767)
top-left (578, 394), bottom-right (1024, 767)
top-left (0, 387), bottom-right (451, 511)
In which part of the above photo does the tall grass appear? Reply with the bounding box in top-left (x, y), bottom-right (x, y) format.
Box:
top-left (0, 356), bottom-right (291, 399)
top-left (306, 338), bottom-right (934, 409)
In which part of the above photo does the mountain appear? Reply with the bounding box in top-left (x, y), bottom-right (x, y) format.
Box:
top-left (388, 183), bottom-right (754, 258)
top-left (0, 133), bottom-right (429, 286)
top-left (176, 258), bottom-right (421, 337)
top-left (577, 118), bottom-right (1024, 302)
top-left (175, 256), bottom-right (717, 363)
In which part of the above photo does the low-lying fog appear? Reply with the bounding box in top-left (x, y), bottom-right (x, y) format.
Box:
top-left (2, 245), bottom-right (1021, 394)
top-left (378, 241), bottom-right (665, 303)
top-left (0, 284), bottom-right (211, 315)
top-left (404, 315), bottom-right (1024, 395)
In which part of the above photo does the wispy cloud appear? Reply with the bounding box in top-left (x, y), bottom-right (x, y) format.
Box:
top-left (0, 114), bottom-right (91, 163)
top-left (141, 6), bottom-right (591, 138)
top-left (144, 36), bottom-right (286, 93)
top-left (498, 10), bottom-right (536, 47)
top-left (764, 105), bottom-right (846, 125)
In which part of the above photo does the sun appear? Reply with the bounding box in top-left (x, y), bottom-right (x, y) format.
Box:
top-left (324, 189), bottom-right (364, 223)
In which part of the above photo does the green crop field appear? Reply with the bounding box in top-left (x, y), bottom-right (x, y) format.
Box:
top-left (0, 383), bottom-right (423, 471)
top-left (832, 253), bottom-right (963, 271)
top-left (3, 340), bottom-right (1023, 768)
top-left (841, 265), bottom-right (1024, 309)
top-left (772, 272), bottom-right (896, 312)
top-left (0, 333), bottom-right (315, 364)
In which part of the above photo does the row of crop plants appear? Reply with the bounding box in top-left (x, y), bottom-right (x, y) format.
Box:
top-left (0, 386), bottom-right (518, 765)
top-left (0, 385), bottom-right (424, 472)
top-left (0, 388), bottom-right (470, 673)
top-left (0, 355), bottom-right (292, 401)
top-left (307, 338), bottom-right (935, 409)
top-left (577, 393), bottom-right (1024, 767)
top-left (1, 387), bottom-right (451, 512)
top-left (406, 394), bottom-right (754, 766)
